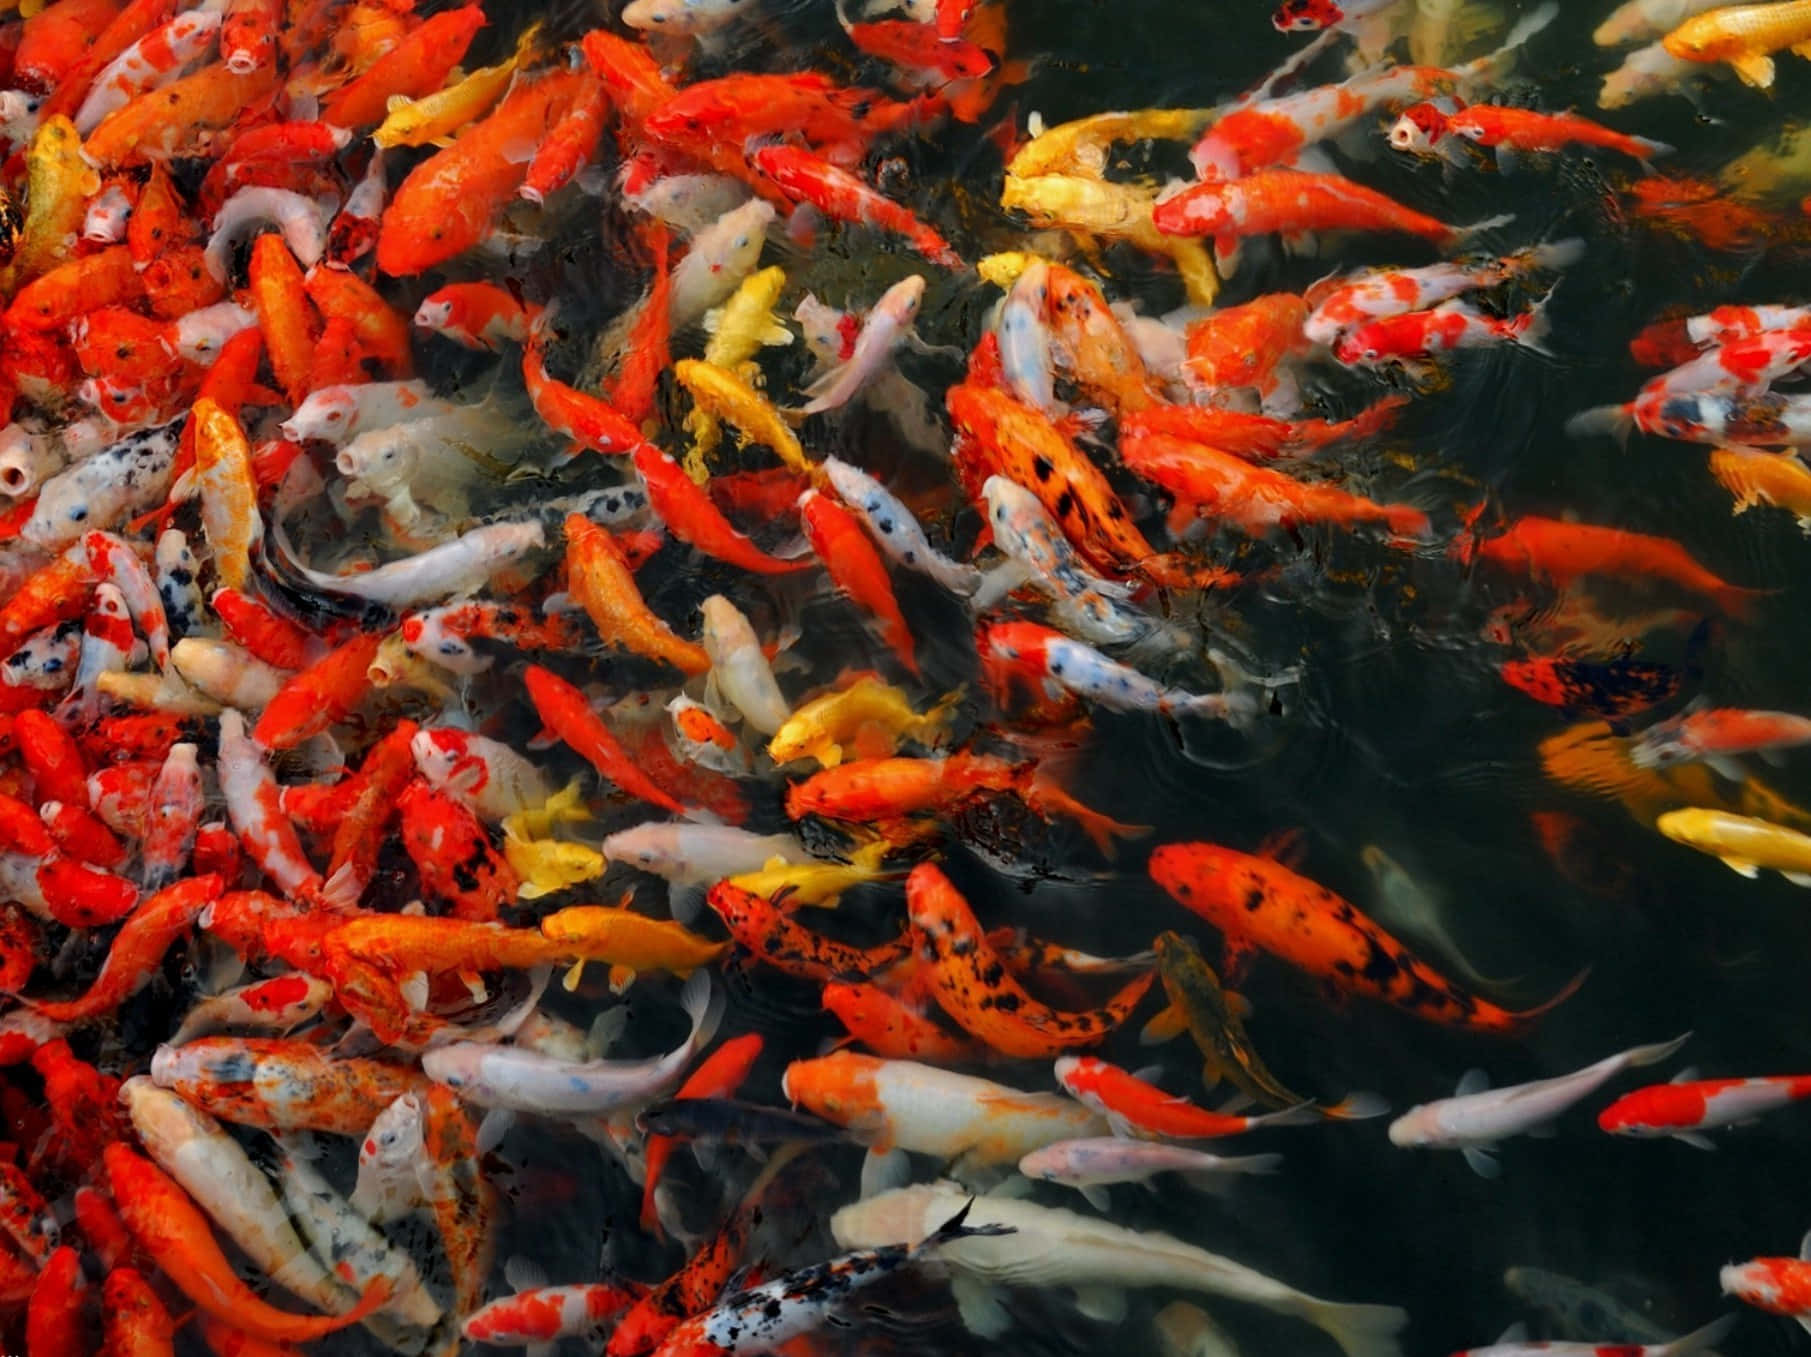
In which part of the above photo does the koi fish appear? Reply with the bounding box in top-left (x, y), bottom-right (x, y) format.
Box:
top-left (768, 674), bottom-right (961, 767)
top-left (1387, 1034), bottom-right (1690, 1176)
top-left (464, 1278), bottom-right (646, 1348)
top-left (833, 1183), bottom-right (1408, 1357)
top-left (822, 980), bottom-right (985, 1062)
top-left (821, 456), bottom-right (984, 596)
top-left (422, 970), bottom-right (721, 1115)
top-left (1455, 514), bottom-right (1765, 615)
top-left (980, 619), bottom-right (1257, 723)
top-left (907, 861), bottom-right (1153, 1057)
top-left (1019, 1138), bottom-right (1282, 1210)
top-left (1334, 293), bottom-right (1554, 366)
top-left (1149, 842), bottom-right (1587, 1032)
top-left (1709, 446), bottom-right (1811, 531)
top-left (1655, 807), bottom-right (1811, 883)
top-left (707, 879), bottom-right (913, 981)
top-left (1631, 706), bottom-right (1811, 774)
top-left (1600, 1070), bottom-right (1811, 1144)
top-left (654, 1199), bottom-right (1013, 1357)
top-left (103, 1143), bottom-right (390, 1344)
top-left (1663, 0), bottom-right (1811, 88)
top-left (1438, 103), bottom-right (1672, 166)
top-left (782, 1052), bottom-right (1108, 1176)
top-left (1452, 1317), bottom-right (1733, 1357)
top-left (526, 664), bottom-right (687, 814)
top-left (1054, 1055), bottom-right (1318, 1140)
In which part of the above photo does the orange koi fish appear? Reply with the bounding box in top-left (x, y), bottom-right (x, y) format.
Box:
top-left (249, 630), bottom-right (382, 752)
top-left (321, 4), bottom-right (484, 129)
top-left (523, 310), bottom-right (647, 457)
top-left (525, 664), bottom-right (686, 814)
top-left (787, 751), bottom-right (1143, 854)
top-left (906, 862), bottom-right (1153, 1057)
top-left (641, 1032), bottom-right (763, 1237)
top-left (26, 875), bottom-right (217, 1021)
top-left (754, 145), bottom-right (962, 268)
top-left (799, 488), bottom-right (917, 675)
top-left (823, 981), bottom-right (985, 1063)
top-left (100, 1267), bottom-right (176, 1357)
top-left (1183, 293), bottom-right (1310, 397)
top-left (1042, 262), bottom-right (1165, 415)
top-left (86, 60), bottom-right (281, 167)
top-left (632, 443), bottom-right (812, 576)
top-left (1152, 169), bottom-right (1506, 257)
top-left (376, 68), bottom-right (588, 276)
top-left (1121, 425), bottom-right (1432, 543)
top-left (1455, 514), bottom-right (1767, 615)
top-left (24, 1245), bottom-right (87, 1357)
top-left (105, 1143), bottom-right (390, 1343)
top-left (706, 880), bottom-right (913, 982)
top-left (564, 514), bottom-right (712, 676)
top-left (1664, 0), bottom-right (1811, 88)
top-left (1149, 842), bottom-right (1585, 1032)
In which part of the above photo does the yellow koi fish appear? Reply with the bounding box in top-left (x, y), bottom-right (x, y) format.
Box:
top-left (1664, 0), bottom-right (1811, 88)
top-left (725, 840), bottom-right (897, 909)
top-left (767, 675), bottom-right (962, 767)
top-left (373, 21), bottom-right (544, 148)
top-left (1657, 807), bottom-right (1811, 884)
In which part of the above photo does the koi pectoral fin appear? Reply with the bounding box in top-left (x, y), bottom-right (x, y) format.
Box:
top-left (1139, 1003), bottom-right (1188, 1046)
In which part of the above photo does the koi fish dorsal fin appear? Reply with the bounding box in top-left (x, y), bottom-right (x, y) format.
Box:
top-left (1254, 826), bottom-right (1307, 869)
top-left (1456, 1068), bottom-right (1490, 1097)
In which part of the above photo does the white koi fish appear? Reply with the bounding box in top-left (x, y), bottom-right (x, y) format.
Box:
top-left (671, 200), bottom-right (776, 329)
top-left (350, 1092), bottom-right (430, 1225)
top-left (24, 416), bottom-right (184, 549)
top-left (421, 971), bottom-right (721, 1116)
top-left (602, 822), bottom-right (808, 886)
top-left (280, 381), bottom-right (452, 446)
top-left (700, 594), bottom-right (791, 735)
top-left (205, 187), bottom-right (333, 283)
top-left (798, 275), bottom-right (927, 415)
top-left (172, 637), bottom-right (291, 710)
top-left (833, 1182), bottom-right (1408, 1357)
top-left (1018, 1137), bottom-right (1282, 1210)
top-left (822, 457), bottom-right (983, 596)
top-left (1387, 1033), bottom-right (1691, 1175)
top-left (276, 518), bottom-right (546, 610)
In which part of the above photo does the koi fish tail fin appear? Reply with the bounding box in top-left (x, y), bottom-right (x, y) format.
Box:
top-left (1633, 135), bottom-right (1674, 170)
top-left (1625, 1031), bottom-right (1694, 1069)
top-left (1383, 505), bottom-right (1434, 547)
top-left (1510, 287), bottom-right (1558, 358)
top-left (1449, 212), bottom-right (1516, 246)
top-left (1299, 1299), bottom-right (1409, 1357)
top-left (1461, 0), bottom-right (1557, 80)
top-left (1658, 1315), bottom-right (1737, 1357)
top-left (340, 1274), bottom-right (396, 1326)
top-left (1023, 767), bottom-right (1151, 857)
top-left (1564, 402), bottom-right (1635, 447)
top-left (1507, 963), bottom-right (1592, 1031)
top-left (1343, 393), bottom-right (1411, 442)
top-left (1319, 1090), bottom-right (1390, 1121)
top-left (918, 1198), bottom-right (1017, 1255)
top-left (1253, 1101), bottom-right (1322, 1129)
top-left (1716, 584), bottom-right (1776, 620)
top-left (1518, 237), bottom-right (1585, 275)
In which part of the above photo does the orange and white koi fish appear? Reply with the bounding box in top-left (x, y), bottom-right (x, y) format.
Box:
top-left (907, 862), bottom-right (1152, 1056)
top-left (465, 1278), bottom-right (647, 1348)
top-left (1631, 706), bottom-right (1811, 774)
top-left (783, 1051), bottom-right (1107, 1174)
top-left (1305, 242), bottom-right (1582, 347)
top-left (169, 973), bottom-right (334, 1046)
top-left (1149, 842), bottom-right (1586, 1032)
top-left (216, 710), bottom-right (322, 899)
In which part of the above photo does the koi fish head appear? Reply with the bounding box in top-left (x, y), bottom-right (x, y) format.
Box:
top-left (1721, 1257), bottom-right (1811, 1315)
top-left (1271, 0), bottom-right (1343, 32)
top-left (411, 728), bottom-right (479, 793)
top-left (281, 387), bottom-right (357, 443)
top-left (1388, 104), bottom-right (1448, 155)
top-left (1595, 1083), bottom-right (1695, 1137)
top-left (1051, 1054), bottom-right (1101, 1100)
top-left (780, 1051), bottom-right (887, 1127)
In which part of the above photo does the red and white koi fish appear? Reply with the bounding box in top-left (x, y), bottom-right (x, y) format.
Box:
top-left (464, 1276), bottom-right (645, 1348)
top-left (980, 619), bottom-right (1258, 723)
top-left (411, 726), bottom-right (554, 824)
top-left (1333, 293), bottom-right (1553, 366)
top-left (1722, 1232), bottom-right (1811, 1332)
top-left (797, 275), bottom-right (927, 414)
top-left (216, 710), bottom-right (322, 899)
top-left (1387, 1034), bottom-right (1689, 1176)
top-left (1629, 707), bottom-right (1811, 774)
top-left (1686, 303), bottom-right (1811, 346)
top-left (1305, 241), bottom-right (1582, 347)
top-left (1451, 1316), bottom-right (1733, 1357)
top-left (1599, 1072), bottom-right (1811, 1145)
